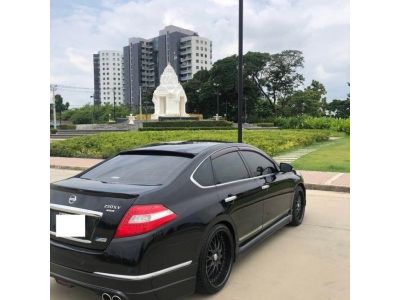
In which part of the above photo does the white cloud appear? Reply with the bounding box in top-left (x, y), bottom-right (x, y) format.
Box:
top-left (212, 0), bottom-right (237, 7)
top-left (65, 48), bottom-right (92, 73)
top-left (51, 0), bottom-right (349, 106)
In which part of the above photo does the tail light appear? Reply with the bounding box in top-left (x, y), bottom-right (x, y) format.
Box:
top-left (114, 204), bottom-right (176, 238)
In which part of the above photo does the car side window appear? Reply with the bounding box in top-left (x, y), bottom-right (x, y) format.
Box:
top-left (193, 158), bottom-right (215, 186)
top-left (212, 151), bottom-right (249, 184)
top-left (240, 150), bottom-right (276, 177)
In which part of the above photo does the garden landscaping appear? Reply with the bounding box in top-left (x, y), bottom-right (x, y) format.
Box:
top-left (50, 129), bottom-right (330, 159)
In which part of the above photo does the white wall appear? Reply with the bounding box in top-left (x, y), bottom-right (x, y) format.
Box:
top-left (98, 50), bottom-right (124, 105)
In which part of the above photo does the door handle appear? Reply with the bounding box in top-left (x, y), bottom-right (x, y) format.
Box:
top-left (224, 195), bottom-right (237, 203)
top-left (262, 184), bottom-right (270, 190)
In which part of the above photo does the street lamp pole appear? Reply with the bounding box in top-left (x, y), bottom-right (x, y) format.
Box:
top-left (238, 0), bottom-right (244, 143)
top-left (90, 95), bottom-right (94, 124)
top-left (139, 86), bottom-right (142, 120)
top-left (213, 82), bottom-right (220, 118)
top-left (51, 84), bottom-right (57, 129)
top-left (217, 92), bottom-right (220, 117)
top-left (225, 98), bottom-right (228, 120)
top-left (113, 87), bottom-right (116, 121)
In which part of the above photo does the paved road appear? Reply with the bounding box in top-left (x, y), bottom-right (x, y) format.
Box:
top-left (50, 168), bottom-right (349, 300)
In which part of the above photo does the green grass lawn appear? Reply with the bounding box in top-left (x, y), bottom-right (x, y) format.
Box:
top-left (292, 136), bottom-right (350, 172)
top-left (50, 129), bottom-right (330, 159)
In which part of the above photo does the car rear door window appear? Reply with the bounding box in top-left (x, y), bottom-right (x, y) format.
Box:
top-left (80, 154), bottom-right (191, 186)
top-left (212, 151), bottom-right (249, 184)
top-left (240, 151), bottom-right (276, 177)
top-left (193, 158), bottom-right (215, 186)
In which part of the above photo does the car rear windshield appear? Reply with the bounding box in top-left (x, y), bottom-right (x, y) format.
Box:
top-left (80, 154), bottom-right (192, 186)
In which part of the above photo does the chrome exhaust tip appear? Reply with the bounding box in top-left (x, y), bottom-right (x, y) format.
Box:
top-left (101, 293), bottom-right (112, 300)
top-left (112, 295), bottom-right (122, 300)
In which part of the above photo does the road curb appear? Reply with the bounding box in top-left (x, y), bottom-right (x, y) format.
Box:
top-left (305, 183), bottom-right (350, 193)
top-left (50, 165), bottom-right (87, 171)
top-left (50, 166), bottom-right (350, 193)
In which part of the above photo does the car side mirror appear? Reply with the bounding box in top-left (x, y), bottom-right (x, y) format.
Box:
top-left (280, 162), bottom-right (293, 173)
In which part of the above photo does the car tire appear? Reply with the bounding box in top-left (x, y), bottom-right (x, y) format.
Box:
top-left (196, 224), bottom-right (234, 294)
top-left (289, 187), bottom-right (305, 226)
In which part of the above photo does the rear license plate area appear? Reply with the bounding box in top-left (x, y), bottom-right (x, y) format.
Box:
top-left (56, 214), bottom-right (85, 237)
top-left (50, 209), bottom-right (99, 240)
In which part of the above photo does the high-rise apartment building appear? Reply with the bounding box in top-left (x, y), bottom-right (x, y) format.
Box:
top-left (93, 50), bottom-right (124, 105)
top-left (180, 35), bottom-right (212, 83)
top-left (123, 25), bottom-right (213, 107)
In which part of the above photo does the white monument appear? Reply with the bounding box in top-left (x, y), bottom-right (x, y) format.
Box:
top-left (151, 64), bottom-right (189, 120)
top-left (127, 114), bottom-right (135, 125)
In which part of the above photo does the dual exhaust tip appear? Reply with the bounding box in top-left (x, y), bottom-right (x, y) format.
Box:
top-left (102, 293), bottom-right (122, 300)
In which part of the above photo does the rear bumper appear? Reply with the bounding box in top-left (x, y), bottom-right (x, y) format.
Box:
top-left (51, 262), bottom-right (197, 300)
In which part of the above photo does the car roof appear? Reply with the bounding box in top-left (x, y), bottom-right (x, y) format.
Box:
top-left (124, 141), bottom-right (243, 156)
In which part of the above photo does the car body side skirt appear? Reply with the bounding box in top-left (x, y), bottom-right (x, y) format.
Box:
top-left (237, 214), bottom-right (292, 255)
top-left (238, 211), bottom-right (290, 243)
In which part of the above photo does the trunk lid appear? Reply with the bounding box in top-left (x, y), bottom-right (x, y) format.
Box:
top-left (50, 177), bottom-right (160, 250)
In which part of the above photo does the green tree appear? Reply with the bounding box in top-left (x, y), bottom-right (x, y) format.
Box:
top-left (141, 87), bottom-right (155, 115)
top-left (326, 99), bottom-right (350, 118)
top-left (54, 94), bottom-right (69, 126)
top-left (248, 50), bottom-right (305, 116)
top-left (184, 70), bottom-right (210, 114)
top-left (207, 55), bottom-right (239, 120)
top-left (185, 54), bottom-right (261, 121)
top-left (283, 80), bottom-right (327, 116)
top-left (325, 82), bottom-right (350, 118)
top-left (64, 103), bottom-right (131, 124)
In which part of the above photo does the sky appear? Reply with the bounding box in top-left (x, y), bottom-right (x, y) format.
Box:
top-left (51, 0), bottom-right (349, 107)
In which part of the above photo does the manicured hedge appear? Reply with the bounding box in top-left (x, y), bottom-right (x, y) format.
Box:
top-left (272, 117), bottom-right (350, 134)
top-left (139, 127), bottom-right (236, 131)
top-left (50, 129), bottom-right (330, 159)
top-left (257, 122), bottom-right (275, 127)
top-left (142, 120), bottom-right (233, 128)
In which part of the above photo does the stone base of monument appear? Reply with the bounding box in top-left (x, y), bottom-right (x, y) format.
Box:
top-left (159, 116), bottom-right (200, 121)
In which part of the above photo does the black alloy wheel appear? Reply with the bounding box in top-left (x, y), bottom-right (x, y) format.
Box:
top-left (290, 187), bottom-right (305, 226)
top-left (196, 224), bottom-right (234, 294)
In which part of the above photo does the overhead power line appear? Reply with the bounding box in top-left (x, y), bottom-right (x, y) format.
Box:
top-left (51, 84), bottom-right (94, 91)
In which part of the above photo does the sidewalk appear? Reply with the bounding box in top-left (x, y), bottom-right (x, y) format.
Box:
top-left (50, 157), bottom-right (350, 193)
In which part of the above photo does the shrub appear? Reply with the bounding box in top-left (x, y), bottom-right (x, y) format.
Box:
top-left (64, 104), bottom-right (132, 124)
top-left (50, 129), bottom-right (330, 159)
top-left (273, 117), bottom-right (350, 134)
top-left (50, 129), bottom-right (57, 134)
top-left (142, 120), bottom-right (233, 128)
top-left (59, 124), bottom-right (76, 130)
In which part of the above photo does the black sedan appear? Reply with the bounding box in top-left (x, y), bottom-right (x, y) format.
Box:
top-left (50, 141), bottom-right (306, 300)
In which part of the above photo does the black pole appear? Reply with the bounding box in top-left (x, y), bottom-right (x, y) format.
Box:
top-left (244, 96), bottom-right (247, 123)
top-left (238, 0), bottom-right (243, 143)
top-left (113, 87), bottom-right (116, 121)
top-left (91, 95), bottom-right (94, 124)
top-left (225, 98), bottom-right (228, 119)
top-left (217, 92), bottom-right (220, 117)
